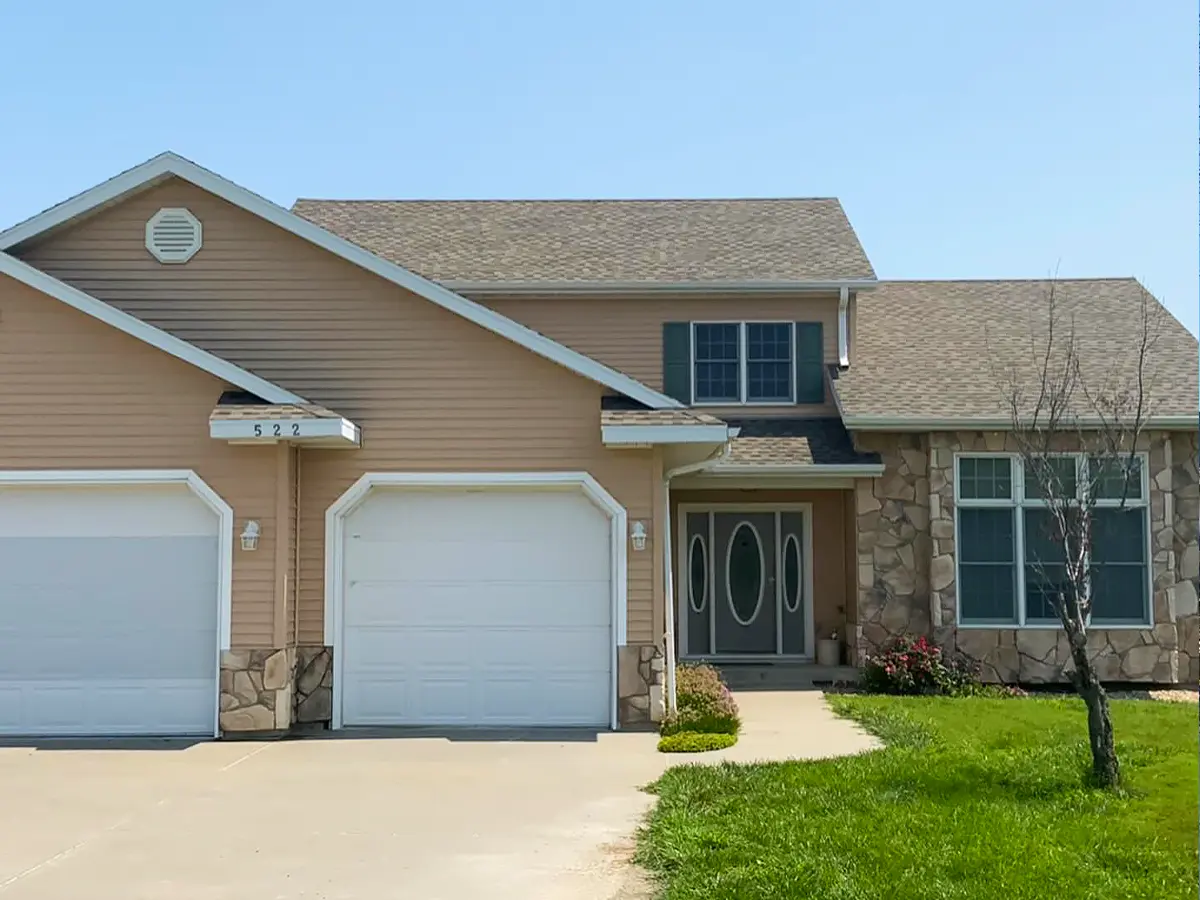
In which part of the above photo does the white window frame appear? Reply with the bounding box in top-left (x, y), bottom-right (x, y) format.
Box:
top-left (954, 451), bottom-right (1152, 630)
top-left (690, 321), bottom-right (796, 406)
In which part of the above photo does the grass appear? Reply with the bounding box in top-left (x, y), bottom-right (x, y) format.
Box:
top-left (636, 695), bottom-right (1198, 899)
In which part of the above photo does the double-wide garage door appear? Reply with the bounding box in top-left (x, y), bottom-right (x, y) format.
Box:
top-left (0, 483), bottom-right (219, 736)
top-left (341, 488), bottom-right (613, 727)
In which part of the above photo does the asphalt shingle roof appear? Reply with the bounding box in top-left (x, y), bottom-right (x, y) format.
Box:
top-left (721, 418), bottom-right (880, 467)
top-left (292, 198), bottom-right (876, 284)
top-left (600, 409), bottom-right (725, 427)
top-left (832, 279), bottom-right (1199, 422)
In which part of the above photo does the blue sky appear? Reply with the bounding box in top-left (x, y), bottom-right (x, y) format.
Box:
top-left (2, 1), bottom-right (1195, 334)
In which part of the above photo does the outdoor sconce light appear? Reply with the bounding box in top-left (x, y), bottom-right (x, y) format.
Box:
top-left (630, 521), bottom-right (647, 552)
top-left (240, 520), bottom-right (261, 551)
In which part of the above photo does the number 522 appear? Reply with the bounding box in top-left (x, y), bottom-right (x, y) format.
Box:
top-left (253, 423), bottom-right (301, 437)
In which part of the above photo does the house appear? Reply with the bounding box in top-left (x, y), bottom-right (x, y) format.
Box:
top-left (0, 152), bottom-right (1195, 738)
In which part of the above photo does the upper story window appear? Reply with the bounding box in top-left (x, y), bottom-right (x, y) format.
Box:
top-left (692, 322), bottom-right (795, 404)
top-left (955, 454), bottom-right (1150, 628)
top-left (661, 320), bottom-right (824, 406)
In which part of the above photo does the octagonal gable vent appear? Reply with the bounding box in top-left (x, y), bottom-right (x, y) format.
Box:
top-left (145, 207), bottom-right (203, 263)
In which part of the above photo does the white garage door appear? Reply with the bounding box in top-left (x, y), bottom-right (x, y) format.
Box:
top-left (341, 488), bottom-right (612, 727)
top-left (0, 483), bottom-right (219, 736)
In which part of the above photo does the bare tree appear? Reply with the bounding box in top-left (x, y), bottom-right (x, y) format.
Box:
top-left (991, 280), bottom-right (1165, 788)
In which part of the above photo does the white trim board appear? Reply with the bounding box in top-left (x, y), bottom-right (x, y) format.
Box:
top-left (0, 252), bottom-right (306, 405)
top-left (840, 414), bottom-right (1199, 431)
top-left (446, 279), bottom-right (879, 295)
top-left (323, 471), bottom-right (629, 731)
top-left (0, 153), bottom-right (681, 411)
top-left (601, 423), bottom-right (730, 445)
top-left (0, 469), bottom-right (234, 739)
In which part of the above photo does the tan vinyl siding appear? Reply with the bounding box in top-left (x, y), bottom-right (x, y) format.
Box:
top-left (478, 293), bottom-right (842, 416)
top-left (0, 273), bottom-right (280, 647)
top-left (671, 489), bottom-right (852, 641)
top-left (18, 179), bottom-right (658, 645)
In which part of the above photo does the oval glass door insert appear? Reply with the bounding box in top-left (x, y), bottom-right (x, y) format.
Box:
top-left (726, 522), bottom-right (765, 625)
top-left (688, 533), bottom-right (707, 613)
top-left (783, 533), bottom-right (802, 613)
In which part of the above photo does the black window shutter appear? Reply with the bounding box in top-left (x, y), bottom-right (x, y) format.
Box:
top-left (662, 322), bottom-right (692, 403)
top-left (795, 322), bottom-right (824, 403)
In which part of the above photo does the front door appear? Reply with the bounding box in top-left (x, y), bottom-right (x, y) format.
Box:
top-left (681, 509), bottom-right (810, 658)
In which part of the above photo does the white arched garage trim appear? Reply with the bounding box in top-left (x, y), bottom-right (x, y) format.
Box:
top-left (0, 469), bottom-right (234, 738)
top-left (324, 471), bottom-right (628, 730)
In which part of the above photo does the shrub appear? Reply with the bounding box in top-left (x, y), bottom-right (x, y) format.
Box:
top-left (860, 635), bottom-right (988, 697)
top-left (659, 663), bottom-right (742, 736)
top-left (657, 732), bottom-right (738, 753)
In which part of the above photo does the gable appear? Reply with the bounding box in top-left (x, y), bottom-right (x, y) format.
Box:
top-left (0, 250), bottom-right (304, 404)
top-left (1, 153), bottom-right (678, 409)
top-left (12, 178), bottom-right (640, 419)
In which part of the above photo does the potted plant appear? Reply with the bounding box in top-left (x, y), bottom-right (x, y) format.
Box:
top-left (816, 630), bottom-right (841, 667)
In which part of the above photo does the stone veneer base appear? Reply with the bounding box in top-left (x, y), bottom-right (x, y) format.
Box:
top-left (219, 648), bottom-right (294, 733)
top-left (617, 643), bottom-right (665, 725)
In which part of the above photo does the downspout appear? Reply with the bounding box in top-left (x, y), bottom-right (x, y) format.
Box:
top-left (837, 286), bottom-right (851, 368)
top-left (661, 440), bottom-right (733, 713)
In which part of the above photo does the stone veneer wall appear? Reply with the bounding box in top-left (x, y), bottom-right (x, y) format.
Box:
top-left (219, 648), bottom-right (294, 732)
top-left (294, 647), bottom-right (334, 725)
top-left (851, 433), bottom-right (932, 665)
top-left (1170, 431), bottom-right (1199, 683)
top-left (854, 430), bottom-right (1199, 685)
top-left (617, 642), bottom-right (665, 725)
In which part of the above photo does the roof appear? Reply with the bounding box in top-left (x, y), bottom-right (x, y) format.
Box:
top-left (832, 279), bottom-right (1199, 428)
top-left (718, 418), bottom-right (881, 468)
top-left (291, 198), bottom-right (877, 286)
top-left (600, 409), bottom-right (725, 427)
top-left (209, 402), bottom-right (345, 421)
top-left (0, 251), bottom-right (307, 405)
top-left (0, 153), bottom-right (680, 410)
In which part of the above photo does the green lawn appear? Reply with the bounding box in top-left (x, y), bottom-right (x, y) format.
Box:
top-left (636, 695), bottom-right (1198, 900)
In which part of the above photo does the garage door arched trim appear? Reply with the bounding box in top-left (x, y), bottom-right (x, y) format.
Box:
top-left (324, 472), bottom-right (628, 730)
top-left (0, 469), bottom-right (233, 738)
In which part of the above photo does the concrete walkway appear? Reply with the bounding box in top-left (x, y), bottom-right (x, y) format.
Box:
top-left (0, 692), bottom-right (873, 898)
top-left (705, 690), bottom-right (881, 763)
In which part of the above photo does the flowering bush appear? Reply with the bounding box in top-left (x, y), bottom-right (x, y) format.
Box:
top-left (860, 635), bottom-right (984, 696)
top-left (659, 663), bottom-right (741, 736)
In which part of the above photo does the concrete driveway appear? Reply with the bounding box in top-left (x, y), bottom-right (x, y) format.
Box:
top-left (0, 692), bottom-right (876, 899)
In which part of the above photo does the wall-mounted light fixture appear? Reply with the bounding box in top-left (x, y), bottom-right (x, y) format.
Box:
top-left (240, 520), bottom-right (261, 551)
top-left (630, 521), bottom-right (647, 552)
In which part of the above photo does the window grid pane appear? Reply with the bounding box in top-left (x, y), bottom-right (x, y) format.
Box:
top-left (693, 324), bottom-right (740, 402)
top-left (1025, 457), bottom-right (1078, 500)
top-left (1090, 456), bottom-right (1144, 501)
top-left (746, 323), bottom-right (793, 402)
top-left (958, 457), bottom-right (1013, 500)
top-left (958, 507), bottom-right (1018, 624)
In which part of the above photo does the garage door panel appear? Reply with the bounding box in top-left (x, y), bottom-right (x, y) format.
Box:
top-left (345, 581), bottom-right (611, 630)
top-left (351, 490), bottom-right (610, 542)
top-left (0, 483), bottom-right (219, 736)
top-left (0, 680), bottom-right (213, 736)
top-left (346, 540), bottom-right (610, 584)
top-left (341, 487), bottom-right (613, 727)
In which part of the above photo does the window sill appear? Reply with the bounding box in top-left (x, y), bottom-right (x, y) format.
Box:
top-left (692, 400), bottom-right (806, 408)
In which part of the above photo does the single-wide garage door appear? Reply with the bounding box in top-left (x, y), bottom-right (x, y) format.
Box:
top-left (341, 488), bottom-right (612, 726)
top-left (0, 483), bottom-right (219, 736)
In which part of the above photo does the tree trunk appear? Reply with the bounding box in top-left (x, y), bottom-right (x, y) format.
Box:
top-left (1068, 634), bottom-right (1121, 788)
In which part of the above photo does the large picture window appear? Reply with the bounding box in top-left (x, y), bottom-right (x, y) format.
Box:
top-left (692, 322), bottom-right (794, 404)
top-left (955, 454), bottom-right (1150, 627)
